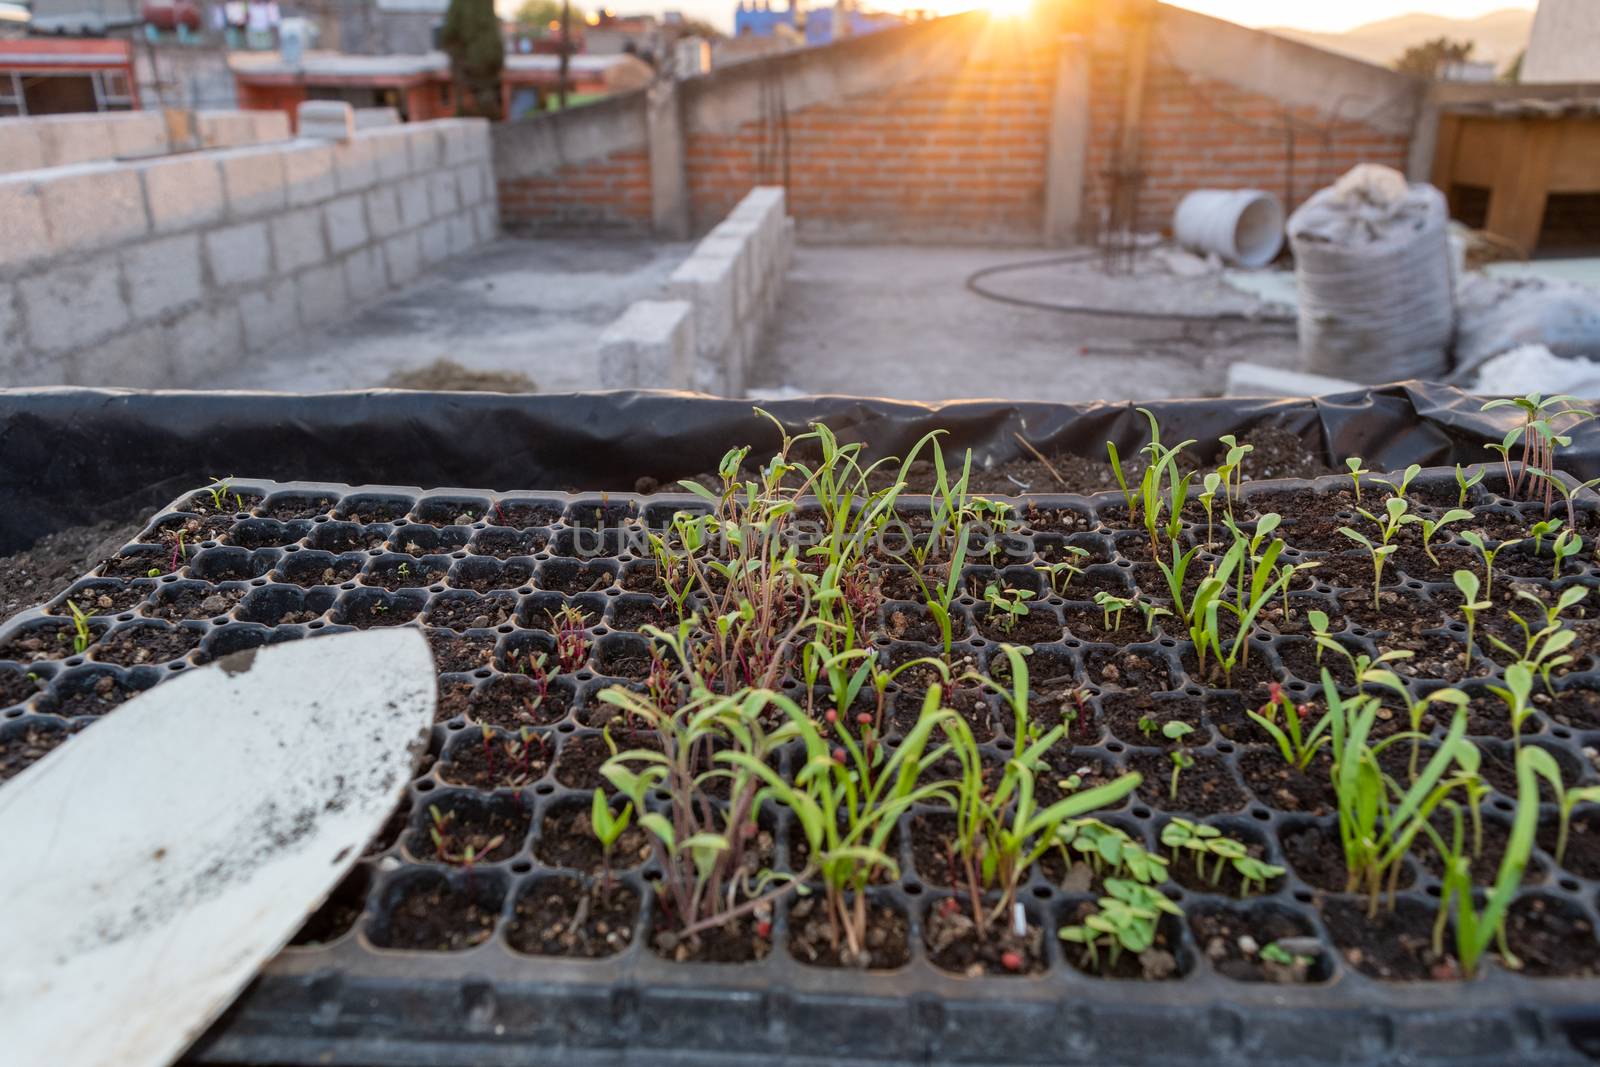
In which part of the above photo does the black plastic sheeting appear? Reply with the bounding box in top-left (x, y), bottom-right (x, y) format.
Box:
top-left (0, 381), bottom-right (1582, 554)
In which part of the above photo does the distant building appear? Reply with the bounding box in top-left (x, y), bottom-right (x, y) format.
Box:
top-left (733, 0), bottom-right (906, 47)
top-left (1437, 59), bottom-right (1496, 83)
top-left (229, 48), bottom-right (652, 125)
top-left (1523, 0), bottom-right (1600, 83)
top-left (0, 37), bottom-right (139, 115)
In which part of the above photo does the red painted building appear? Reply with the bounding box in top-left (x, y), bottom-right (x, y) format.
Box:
top-left (0, 38), bottom-right (140, 116)
top-left (230, 50), bottom-right (651, 127)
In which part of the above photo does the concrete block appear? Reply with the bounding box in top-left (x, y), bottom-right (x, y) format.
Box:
top-left (693, 234), bottom-right (750, 323)
top-left (455, 164), bottom-right (483, 208)
top-left (0, 176), bottom-right (51, 268)
top-left (365, 185), bottom-right (404, 239)
top-left (20, 261), bottom-right (128, 352)
top-left (342, 245), bottom-right (387, 304)
top-left (282, 142), bottom-right (337, 207)
top-left (205, 221), bottom-right (273, 287)
top-left (35, 163), bottom-right (149, 255)
top-left (397, 176), bottom-right (431, 228)
top-left (270, 208), bottom-right (328, 272)
top-left (295, 262), bottom-right (347, 327)
top-left (253, 111), bottom-right (292, 143)
top-left (138, 154), bottom-right (226, 233)
top-left (70, 319), bottom-right (170, 387)
top-left (217, 145), bottom-right (288, 217)
top-left (0, 121), bottom-right (46, 175)
top-left (474, 203), bottom-right (499, 243)
top-left (40, 115), bottom-right (111, 167)
top-left (668, 252), bottom-right (736, 359)
top-left (0, 282), bottom-right (19, 360)
top-left (364, 127), bottom-right (411, 182)
top-left (122, 233), bottom-right (204, 318)
top-left (108, 112), bottom-right (169, 159)
top-left (238, 277), bottom-right (298, 351)
top-left (195, 111), bottom-right (250, 149)
top-left (439, 122), bottom-right (472, 166)
top-left (406, 125), bottom-right (443, 172)
top-left (297, 100), bottom-right (355, 142)
top-left (323, 194), bottom-right (369, 254)
top-left (332, 137), bottom-right (378, 194)
top-left (461, 118), bottom-right (491, 162)
top-left (428, 169), bottom-right (460, 216)
top-left (419, 218), bottom-right (451, 266)
top-left (597, 299), bottom-right (695, 389)
top-left (446, 212), bottom-right (474, 256)
top-left (354, 107), bottom-right (401, 130)
top-left (383, 231), bottom-right (422, 287)
top-left (165, 303), bottom-right (244, 383)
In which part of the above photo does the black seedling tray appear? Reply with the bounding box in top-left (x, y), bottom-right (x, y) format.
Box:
top-left (5, 469), bottom-right (1600, 1067)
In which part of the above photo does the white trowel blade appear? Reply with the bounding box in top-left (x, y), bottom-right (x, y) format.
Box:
top-left (0, 628), bottom-right (436, 1067)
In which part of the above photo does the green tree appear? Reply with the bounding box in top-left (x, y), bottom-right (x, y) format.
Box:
top-left (441, 0), bottom-right (505, 120)
top-left (1503, 48), bottom-right (1524, 84)
top-left (1394, 37), bottom-right (1475, 78)
top-left (514, 0), bottom-right (568, 31)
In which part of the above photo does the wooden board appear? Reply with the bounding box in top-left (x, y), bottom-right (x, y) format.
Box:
top-left (0, 629), bottom-right (436, 1067)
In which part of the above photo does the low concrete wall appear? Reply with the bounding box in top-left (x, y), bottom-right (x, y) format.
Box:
top-left (0, 118), bottom-right (497, 387)
top-left (598, 185), bottom-right (791, 394)
top-left (0, 109), bottom-right (292, 176)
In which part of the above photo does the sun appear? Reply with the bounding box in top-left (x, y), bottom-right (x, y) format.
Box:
top-left (982, 0), bottom-right (1033, 18)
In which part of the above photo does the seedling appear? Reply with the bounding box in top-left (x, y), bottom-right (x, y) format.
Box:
top-left (1261, 941), bottom-right (1313, 968)
top-left (1551, 528), bottom-right (1582, 579)
top-left (1057, 819), bottom-right (1169, 884)
top-left (1431, 745), bottom-right (1559, 977)
top-left (1093, 590), bottom-right (1133, 632)
top-left (1247, 681), bottom-right (1331, 771)
top-left (1454, 464), bottom-right (1485, 508)
top-left (1528, 517), bottom-right (1562, 556)
top-left (1164, 721), bottom-right (1195, 800)
top-left (1057, 877), bottom-right (1182, 971)
top-left (1198, 472), bottom-right (1221, 546)
top-left (1452, 570), bottom-right (1491, 672)
top-left (65, 599), bottom-right (92, 655)
top-left (1036, 546), bottom-right (1090, 595)
top-left (1485, 586), bottom-right (1587, 692)
top-left (1136, 714), bottom-right (1160, 741)
top-left (982, 582), bottom-right (1033, 634)
top-left (1340, 495), bottom-right (1408, 610)
top-left (1158, 818), bottom-right (1281, 893)
top-left (590, 789), bottom-right (634, 888)
top-left (1402, 508), bottom-right (1472, 566)
top-left (427, 804), bottom-right (504, 872)
top-left (1345, 457), bottom-right (1369, 503)
top-left (204, 475), bottom-right (242, 513)
top-left (1459, 530), bottom-right (1519, 601)
top-left (1215, 434), bottom-right (1253, 521)
top-left (1487, 662), bottom-right (1539, 745)
top-left (549, 605), bottom-right (590, 673)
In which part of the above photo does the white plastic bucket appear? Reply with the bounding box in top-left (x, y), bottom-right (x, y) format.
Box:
top-left (1173, 189), bottom-right (1285, 269)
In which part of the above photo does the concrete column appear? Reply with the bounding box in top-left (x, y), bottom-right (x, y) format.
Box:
top-left (647, 78), bottom-right (691, 240)
top-left (1043, 34), bottom-right (1090, 245)
top-left (1405, 85), bottom-right (1441, 184)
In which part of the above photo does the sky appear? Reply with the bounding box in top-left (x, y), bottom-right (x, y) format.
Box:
top-left (1162, 0), bottom-right (1535, 33)
top-left (584, 0), bottom-right (1539, 41)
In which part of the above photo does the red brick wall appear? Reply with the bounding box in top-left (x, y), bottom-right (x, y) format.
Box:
top-left (685, 33), bottom-right (1057, 241)
top-left (497, 147), bottom-right (652, 234)
top-left (1084, 50), bottom-right (1411, 235)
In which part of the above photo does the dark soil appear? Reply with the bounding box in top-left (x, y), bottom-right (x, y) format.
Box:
top-left (507, 876), bottom-right (638, 958)
top-left (372, 876), bottom-right (500, 951)
top-left (1323, 897), bottom-right (1456, 981)
top-left (1503, 894), bottom-right (1600, 977)
top-left (1237, 747), bottom-right (1336, 815)
top-left (91, 624), bottom-right (201, 666)
top-left (0, 723), bottom-right (71, 779)
top-left (425, 592), bottom-right (517, 631)
top-left (1191, 906), bottom-right (1323, 983)
top-left (788, 895), bottom-right (910, 970)
top-left (1059, 899), bottom-right (1182, 979)
top-left (144, 585), bottom-right (243, 621)
top-left (0, 517), bottom-right (145, 621)
top-left (651, 910), bottom-right (772, 963)
top-left (1129, 750), bottom-right (1249, 815)
top-left (408, 798), bottom-right (529, 864)
top-left (438, 729), bottom-right (553, 788)
top-left (466, 675), bottom-right (571, 729)
top-left (43, 671), bottom-right (144, 718)
top-left (924, 897), bottom-right (1046, 976)
top-left (534, 800), bottom-right (653, 874)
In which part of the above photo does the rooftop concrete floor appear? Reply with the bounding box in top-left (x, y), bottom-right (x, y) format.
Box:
top-left (749, 244), bottom-right (1301, 403)
top-left (220, 236), bottom-right (1300, 401)
top-left (215, 236), bottom-right (690, 392)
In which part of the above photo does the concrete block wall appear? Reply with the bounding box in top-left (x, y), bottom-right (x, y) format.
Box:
top-left (0, 110), bottom-right (291, 176)
top-left (0, 118), bottom-right (498, 387)
top-left (597, 185), bottom-right (790, 394)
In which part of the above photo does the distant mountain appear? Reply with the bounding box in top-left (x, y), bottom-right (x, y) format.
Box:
top-left (1264, 8), bottom-right (1535, 73)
